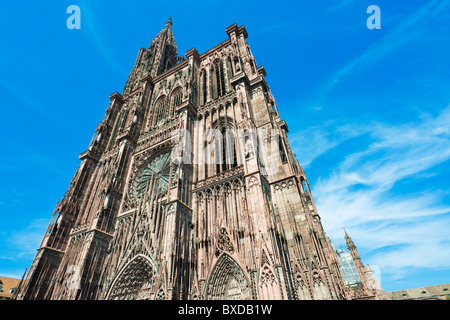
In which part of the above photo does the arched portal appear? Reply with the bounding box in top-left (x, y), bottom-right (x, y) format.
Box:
top-left (205, 253), bottom-right (250, 300)
top-left (106, 255), bottom-right (156, 300)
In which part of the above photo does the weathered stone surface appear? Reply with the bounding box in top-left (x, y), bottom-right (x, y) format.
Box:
top-left (17, 19), bottom-right (378, 300)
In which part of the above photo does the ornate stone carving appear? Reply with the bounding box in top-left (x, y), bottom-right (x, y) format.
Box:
top-left (205, 254), bottom-right (250, 300)
top-left (19, 20), bottom-right (362, 302)
top-left (215, 228), bottom-right (234, 257)
top-left (260, 265), bottom-right (276, 287)
top-left (107, 255), bottom-right (156, 300)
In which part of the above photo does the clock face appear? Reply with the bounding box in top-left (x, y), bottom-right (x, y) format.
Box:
top-left (130, 150), bottom-right (173, 201)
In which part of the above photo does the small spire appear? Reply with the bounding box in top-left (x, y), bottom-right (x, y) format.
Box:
top-left (166, 16), bottom-right (172, 28)
top-left (344, 227), bottom-right (356, 250)
top-left (344, 227), bottom-right (352, 241)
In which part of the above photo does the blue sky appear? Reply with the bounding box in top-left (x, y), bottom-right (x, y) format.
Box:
top-left (1, 0), bottom-right (449, 293)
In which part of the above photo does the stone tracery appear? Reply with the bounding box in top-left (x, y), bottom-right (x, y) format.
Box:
top-left (205, 253), bottom-right (250, 300)
top-left (129, 150), bottom-right (173, 202)
top-left (215, 228), bottom-right (234, 257)
top-left (17, 20), bottom-right (373, 302)
top-left (107, 255), bottom-right (156, 300)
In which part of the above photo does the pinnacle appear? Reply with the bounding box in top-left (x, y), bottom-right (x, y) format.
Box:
top-left (344, 227), bottom-right (350, 239)
top-left (166, 16), bottom-right (172, 28)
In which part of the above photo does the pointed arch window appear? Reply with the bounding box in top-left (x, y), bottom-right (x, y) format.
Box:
top-left (201, 71), bottom-right (207, 105)
top-left (172, 90), bottom-right (182, 108)
top-left (217, 61), bottom-right (226, 97)
top-left (227, 57), bottom-right (234, 78)
top-left (108, 115), bottom-right (121, 150)
top-left (212, 123), bottom-right (238, 176)
top-left (211, 60), bottom-right (226, 100)
top-left (153, 98), bottom-right (167, 126)
top-left (170, 89), bottom-right (182, 118)
top-left (278, 137), bottom-right (287, 163)
top-left (119, 109), bottom-right (129, 131)
top-left (222, 127), bottom-right (237, 171)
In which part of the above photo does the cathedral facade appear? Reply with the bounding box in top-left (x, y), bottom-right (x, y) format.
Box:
top-left (18, 19), bottom-right (359, 300)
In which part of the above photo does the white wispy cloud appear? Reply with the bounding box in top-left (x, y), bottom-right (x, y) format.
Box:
top-left (315, 106), bottom-right (450, 193)
top-left (322, 0), bottom-right (449, 97)
top-left (291, 105), bottom-right (450, 286)
top-left (0, 218), bottom-right (48, 262)
top-left (288, 121), bottom-right (371, 168)
top-left (79, 0), bottom-right (128, 76)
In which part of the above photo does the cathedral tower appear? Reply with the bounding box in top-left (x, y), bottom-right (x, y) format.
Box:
top-left (345, 229), bottom-right (365, 277)
top-left (17, 20), bottom-right (350, 300)
top-left (344, 229), bottom-right (386, 300)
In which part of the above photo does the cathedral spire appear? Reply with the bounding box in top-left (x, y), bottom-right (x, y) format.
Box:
top-left (147, 18), bottom-right (177, 76)
top-left (344, 228), bottom-right (357, 252)
top-left (344, 228), bottom-right (366, 281)
top-left (344, 228), bottom-right (353, 248)
top-left (123, 18), bottom-right (178, 94)
top-left (150, 17), bottom-right (176, 48)
top-left (166, 16), bottom-right (172, 28)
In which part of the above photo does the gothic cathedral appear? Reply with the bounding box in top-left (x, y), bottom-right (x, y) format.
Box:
top-left (17, 19), bottom-right (354, 300)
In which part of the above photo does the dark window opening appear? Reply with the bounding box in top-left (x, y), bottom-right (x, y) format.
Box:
top-left (279, 138), bottom-right (287, 163)
top-left (202, 72), bottom-right (207, 105)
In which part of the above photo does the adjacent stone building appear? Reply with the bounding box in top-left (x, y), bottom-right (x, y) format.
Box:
top-left (333, 230), bottom-right (386, 300)
top-left (17, 19), bottom-right (379, 300)
top-left (387, 284), bottom-right (450, 300)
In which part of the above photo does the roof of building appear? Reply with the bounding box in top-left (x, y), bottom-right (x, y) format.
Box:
top-left (0, 276), bottom-right (21, 299)
top-left (387, 283), bottom-right (450, 300)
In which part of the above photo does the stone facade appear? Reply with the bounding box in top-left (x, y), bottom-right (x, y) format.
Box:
top-left (17, 19), bottom-right (368, 300)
